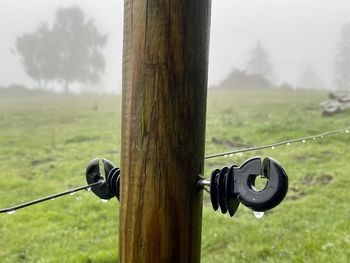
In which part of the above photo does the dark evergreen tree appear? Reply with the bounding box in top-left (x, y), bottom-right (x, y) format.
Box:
top-left (247, 41), bottom-right (273, 80)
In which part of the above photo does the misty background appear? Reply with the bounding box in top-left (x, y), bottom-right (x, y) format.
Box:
top-left (0, 0), bottom-right (349, 93)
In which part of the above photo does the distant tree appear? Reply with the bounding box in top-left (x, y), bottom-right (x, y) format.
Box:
top-left (15, 6), bottom-right (107, 92)
top-left (246, 41), bottom-right (273, 80)
top-left (15, 24), bottom-right (54, 89)
top-left (298, 66), bottom-right (325, 90)
top-left (277, 82), bottom-right (294, 90)
top-left (219, 69), bottom-right (272, 90)
top-left (335, 23), bottom-right (350, 91)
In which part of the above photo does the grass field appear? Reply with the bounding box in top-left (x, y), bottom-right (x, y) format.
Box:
top-left (0, 90), bottom-right (349, 262)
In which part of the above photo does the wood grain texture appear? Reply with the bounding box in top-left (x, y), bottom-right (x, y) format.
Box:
top-left (120, 0), bottom-right (211, 262)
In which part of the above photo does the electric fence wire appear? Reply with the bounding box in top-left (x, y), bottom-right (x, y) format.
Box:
top-left (1, 126), bottom-right (349, 214)
top-left (204, 126), bottom-right (350, 159)
top-left (0, 181), bottom-right (103, 214)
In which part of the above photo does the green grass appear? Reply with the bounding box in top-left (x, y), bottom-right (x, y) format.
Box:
top-left (0, 90), bottom-right (349, 262)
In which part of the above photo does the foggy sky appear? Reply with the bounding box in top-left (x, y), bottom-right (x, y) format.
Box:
top-left (0, 0), bottom-right (349, 92)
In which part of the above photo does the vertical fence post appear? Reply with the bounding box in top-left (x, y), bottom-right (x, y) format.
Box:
top-left (120, 0), bottom-right (211, 262)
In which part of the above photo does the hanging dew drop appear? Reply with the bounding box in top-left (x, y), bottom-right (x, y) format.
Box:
top-left (271, 146), bottom-right (275, 150)
top-left (69, 192), bottom-right (76, 196)
top-left (101, 199), bottom-right (109, 203)
top-left (229, 154), bottom-right (234, 157)
top-left (224, 154), bottom-right (229, 158)
top-left (302, 139), bottom-right (306, 143)
top-left (286, 142), bottom-right (290, 146)
top-left (252, 210), bottom-right (264, 219)
top-left (87, 187), bottom-right (92, 192)
top-left (7, 210), bottom-right (16, 215)
top-left (346, 130), bottom-right (349, 133)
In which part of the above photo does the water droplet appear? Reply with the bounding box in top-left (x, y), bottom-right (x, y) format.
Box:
top-left (101, 199), bottom-right (109, 203)
top-left (7, 210), bottom-right (16, 215)
top-left (271, 146), bottom-right (275, 150)
top-left (50, 198), bottom-right (56, 201)
top-left (224, 154), bottom-right (229, 158)
top-left (87, 187), bottom-right (92, 192)
top-left (312, 137), bottom-right (316, 140)
top-left (229, 154), bottom-right (234, 157)
top-left (252, 210), bottom-right (264, 219)
top-left (346, 130), bottom-right (349, 133)
top-left (286, 142), bottom-right (290, 146)
top-left (69, 192), bottom-right (76, 196)
top-left (302, 139), bottom-right (306, 143)
top-left (321, 135), bottom-right (324, 138)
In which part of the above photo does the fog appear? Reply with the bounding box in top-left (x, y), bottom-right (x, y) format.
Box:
top-left (0, 0), bottom-right (349, 92)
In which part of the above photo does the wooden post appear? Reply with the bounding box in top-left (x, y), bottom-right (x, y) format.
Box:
top-left (120, 0), bottom-right (211, 262)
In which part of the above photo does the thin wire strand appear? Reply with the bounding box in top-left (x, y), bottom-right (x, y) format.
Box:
top-left (1, 126), bottom-right (349, 213)
top-left (204, 126), bottom-right (350, 159)
top-left (0, 181), bottom-right (103, 214)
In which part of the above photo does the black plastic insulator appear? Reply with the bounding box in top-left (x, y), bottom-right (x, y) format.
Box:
top-left (209, 157), bottom-right (288, 217)
top-left (107, 167), bottom-right (120, 200)
top-left (86, 158), bottom-right (120, 200)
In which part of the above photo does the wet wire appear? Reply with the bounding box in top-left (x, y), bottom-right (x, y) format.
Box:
top-left (0, 181), bottom-right (103, 214)
top-left (1, 126), bottom-right (349, 214)
top-left (204, 126), bottom-right (350, 159)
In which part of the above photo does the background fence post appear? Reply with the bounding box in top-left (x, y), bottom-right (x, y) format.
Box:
top-left (120, 0), bottom-right (211, 262)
